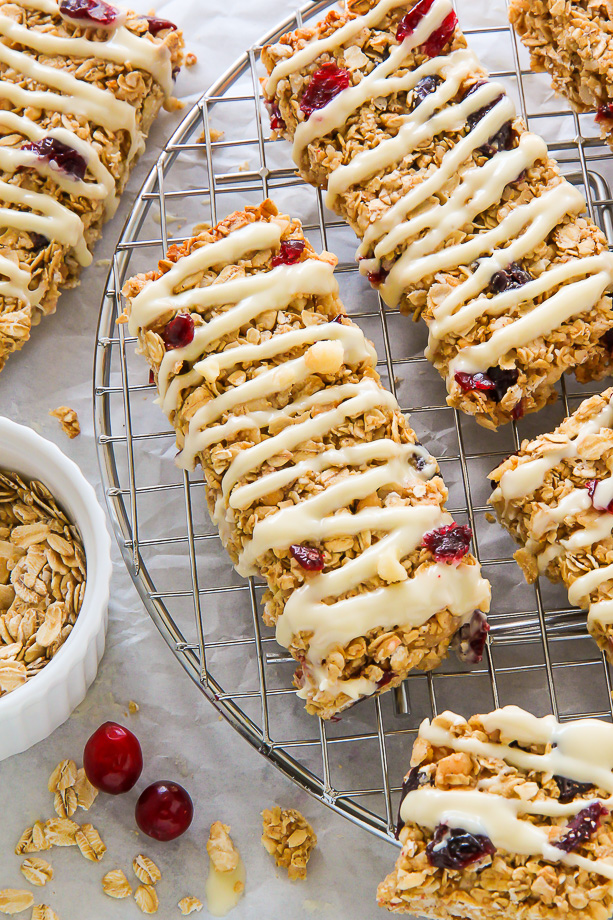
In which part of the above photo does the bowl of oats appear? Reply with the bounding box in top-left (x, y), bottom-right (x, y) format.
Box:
top-left (0, 417), bottom-right (111, 761)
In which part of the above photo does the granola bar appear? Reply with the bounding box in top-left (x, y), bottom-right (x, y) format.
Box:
top-left (509, 0), bottom-right (613, 147)
top-left (379, 705), bottom-right (613, 917)
top-left (261, 0), bottom-right (613, 430)
top-left (122, 199), bottom-right (490, 719)
top-left (0, 0), bottom-right (184, 371)
top-left (489, 388), bottom-right (613, 660)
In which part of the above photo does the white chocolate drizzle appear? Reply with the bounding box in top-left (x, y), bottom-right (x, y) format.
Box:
top-left (401, 706), bottom-right (613, 879)
top-left (0, 0), bottom-right (174, 304)
top-left (129, 218), bottom-right (490, 704)
top-left (267, 0), bottom-right (613, 395)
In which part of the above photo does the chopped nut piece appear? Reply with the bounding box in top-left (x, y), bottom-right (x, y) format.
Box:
top-left (0, 889), bottom-right (34, 914)
top-left (133, 855), bottom-right (161, 886)
top-left (47, 759), bottom-right (77, 793)
top-left (206, 822), bottom-right (239, 873)
top-left (20, 858), bottom-right (53, 887)
top-left (31, 908), bottom-right (58, 920)
top-left (74, 768), bottom-right (98, 811)
top-left (134, 885), bottom-right (159, 914)
top-left (261, 807), bottom-right (317, 880)
top-left (178, 897), bottom-right (203, 915)
top-left (102, 870), bottom-right (132, 900)
top-left (43, 818), bottom-right (78, 847)
top-left (75, 824), bottom-right (106, 861)
top-left (49, 406), bottom-right (80, 439)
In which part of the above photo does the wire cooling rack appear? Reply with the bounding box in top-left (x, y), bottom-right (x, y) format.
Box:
top-left (94, 0), bottom-right (613, 844)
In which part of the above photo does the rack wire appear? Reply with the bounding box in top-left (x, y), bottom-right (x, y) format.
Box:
top-left (94, 0), bottom-right (613, 844)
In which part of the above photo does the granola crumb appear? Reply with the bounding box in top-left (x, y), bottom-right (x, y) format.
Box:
top-left (261, 807), bottom-right (317, 880)
top-left (102, 869), bottom-right (132, 900)
top-left (128, 700), bottom-right (140, 714)
top-left (206, 822), bottom-right (239, 873)
top-left (164, 96), bottom-right (186, 113)
top-left (49, 406), bottom-right (80, 439)
top-left (20, 858), bottom-right (53, 887)
top-left (178, 896), bottom-right (203, 915)
top-left (185, 52), bottom-right (197, 67)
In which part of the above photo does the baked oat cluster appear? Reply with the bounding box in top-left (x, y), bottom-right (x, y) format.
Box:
top-left (261, 806), bottom-right (317, 880)
top-left (0, 470), bottom-right (86, 697)
top-left (0, 0), bottom-right (184, 372)
top-left (261, 0), bottom-right (613, 429)
top-left (509, 0), bottom-right (613, 146)
top-left (121, 199), bottom-right (490, 719)
top-left (379, 706), bottom-right (613, 918)
top-left (489, 388), bottom-right (613, 661)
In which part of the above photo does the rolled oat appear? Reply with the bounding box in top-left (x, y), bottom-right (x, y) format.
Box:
top-left (19, 858), bottom-right (53, 888)
top-left (102, 870), bottom-right (132, 900)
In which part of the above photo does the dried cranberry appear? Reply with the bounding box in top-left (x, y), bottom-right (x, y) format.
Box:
top-left (427, 824), bottom-right (495, 870)
top-left (452, 610), bottom-right (490, 664)
top-left (455, 371), bottom-right (496, 394)
top-left (554, 776), bottom-right (595, 805)
top-left (264, 98), bottom-right (286, 132)
top-left (162, 313), bottom-right (194, 350)
top-left (144, 15), bottom-right (177, 35)
top-left (331, 314), bottom-right (346, 323)
top-left (422, 523), bottom-right (472, 562)
top-left (395, 767), bottom-right (433, 839)
top-left (489, 262), bottom-right (533, 294)
top-left (377, 670), bottom-right (393, 689)
top-left (596, 104), bottom-right (613, 123)
top-left (367, 267), bottom-right (388, 286)
top-left (22, 137), bottom-right (87, 181)
top-left (148, 369), bottom-right (155, 385)
top-left (397, 0), bottom-right (435, 42)
top-left (300, 63), bottom-right (351, 119)
top-left (29, 232), bottom-right (49, 251)
top-left (290, 544), bottom-right (325, 572)
top-left (511, 399), bottom-right (524, 421)
top-left (487, 365), bottom-right (520, 403)
top-left (422, 11), bottom-right (457, 57)
top-left (586, 479), bottom-right (613, 513)
top-left (601, 329), bottom-right (613, 353)
top-left (412, 75), bottom-right (442, 108)
top-left (465, 88), bottom-right (513, 155)
top-left (271, 239), bottom-right (305, 267)
top-left (59, 0), bottom-right (120, 27)
top-left (556, 802), bottom-right (607, 853)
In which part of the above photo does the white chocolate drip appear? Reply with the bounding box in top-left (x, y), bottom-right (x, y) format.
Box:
top-left (270, 0), bottom-right (613, 392)
top-left (205, 856), bottom-right (245, 917)
top-left (400, 706), bottom-right (613, 880)
top-left (129, 218), bottom-right (490, 704)
top-left (0, 253), bottom-right (34, 307)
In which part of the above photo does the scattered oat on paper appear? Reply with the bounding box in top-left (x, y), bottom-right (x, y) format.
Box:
top-left (134, 885), bottom-right (159, 914)
top-left (178, 896), bottom-right (203, 915)
top-left (261, 807), bottom-right (317, 880)
top-left (133, 855), bottom-right (161, 886)
top-left (0, 889), bottom-right (34, 915)
top-left (15, 821), bottom-right (50, 855)
top-left (20, 858), bottom-right (53, 887)
top-left (74, 768), bottom-right (98, 811)
top-left (75, 824), bottom-right (106, 862)
top-left (49, 406), bottom-right (80, 439)
top-left (43, 818), bottom-right (78, 848)
top-left (102, 870), bottom-right (132, 900)
top-left (31, 907), bottom-right (58, 920)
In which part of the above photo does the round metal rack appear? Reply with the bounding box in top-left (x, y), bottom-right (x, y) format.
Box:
top-left (94, 0), bottom-right (613, 844)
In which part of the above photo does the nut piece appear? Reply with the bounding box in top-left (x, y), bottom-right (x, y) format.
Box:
top-left (75, 824), bottom-right (106, 862)
top-left (206, 822), bottom-right (239, 873)
top-left (49, 406), bottom-right (80, 439)
top-left (133, 855), bottom-right (161, 886)
top-left (261, 807), bottom-right (317, 881)
top-left (31, 908), bottom-right (58, 920)
top-left (48, 759), bottom-right (77, 793)
top-left (74, 768), bottom-right (98, 811)
top-left (134, 885), bottom-right (159, 914)
top-left (0, 889), bottom-right (34, 914)
top-left (20, 858), bottom-right (53, 887)
top-left (178, 897), bottom-right (203, 915)
top-left (102, 870), bottom-right (132, 900)
top-left (43, 818), bottom-right (78, 847)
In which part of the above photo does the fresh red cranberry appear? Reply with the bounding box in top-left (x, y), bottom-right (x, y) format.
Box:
top-left (422, 10), bottom-right (457, 57)
top-left (290, 544), bottom-right (325, 572)
top-left (22, 137), bottom-right (87, 181)
top-left (144, 15), bottom-right (177, 35)
top-left (597, 104), bottom-right (613, 123)
top-left (396, 0), bottom-right (435, 42)
top-left (586, 479), bottom-right (613, 513)
top-left (556, 802), bottom-right (607, 853)
top-left (265, 99), bottom-right (286, 132)
top-left (452, 610), bottom-right (490, 664)
top-left (271, 239), bottom-right (305, 267)
top-left (135, 781), bottom-right (193, 841)
top-left (427, 824), bottom-right (495, 869)
top-left (59, 0), bottom-right (120, 27)
top-left (367, 267), bottom-right (388, 286)
top-left (423, 523), bottom-right (472, 562)
top-left (83, 722), bottom-right (143, 795)
top-left (455, 370), bottom-right (496, 394)
top-left (412, 75), bottom-right (442, 108)
top-left (554, 776), bottom-right (595, 805)
top-left (395, 767), bottom-right (433, 839)
top-left (489, 262), bottom-right (533, 294)
top-left (162, 313), bottom-right (194, 350)
top-left (300, 63), bottom-right (351, 119)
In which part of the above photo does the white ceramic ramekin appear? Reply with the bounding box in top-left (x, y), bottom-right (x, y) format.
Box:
top-left (0, 417), bottom-right (111, 761)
